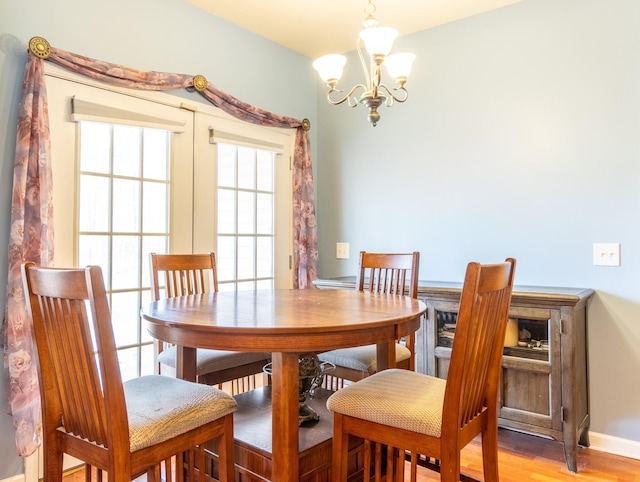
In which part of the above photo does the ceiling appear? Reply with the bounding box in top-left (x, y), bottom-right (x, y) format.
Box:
top-left (186, 0), bottom-right (522, 59)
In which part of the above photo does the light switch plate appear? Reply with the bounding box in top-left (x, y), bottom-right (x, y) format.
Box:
top-left (336, 242), bottom-right (350, 259)
top-left (593, 243), bottom-right (620, 266)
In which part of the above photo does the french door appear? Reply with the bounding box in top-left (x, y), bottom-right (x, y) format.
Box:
top-left (45, 65), bottom-right (293, 381)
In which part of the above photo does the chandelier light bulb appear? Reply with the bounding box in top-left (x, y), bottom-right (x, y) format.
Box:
top-left (358, 27), bottom-right (398, 57)
top-left (312, 54), bottom-right (347, 85)
top-left (384, 53), bottom-right (416, 83)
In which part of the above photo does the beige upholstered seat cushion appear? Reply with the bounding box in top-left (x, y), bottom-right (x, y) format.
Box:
top-left (326, 368), bottom-right (446, 437)
top-left (158, 347), bottom-right (270, 376)
top-left (124, 375), bottom-right (237, 452)
top-left (318, 343), bottom-right (411, 373)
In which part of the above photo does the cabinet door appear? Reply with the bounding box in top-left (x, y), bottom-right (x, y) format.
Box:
top-left (423, 299), bottom-right (460, 377)
top-left (424, 298), bottom-right (563, 438)
top-left (498, 306), bottom-right (563, 438)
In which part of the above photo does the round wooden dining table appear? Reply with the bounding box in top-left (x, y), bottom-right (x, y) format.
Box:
top-left (142, 288), bottom-right (426, 482)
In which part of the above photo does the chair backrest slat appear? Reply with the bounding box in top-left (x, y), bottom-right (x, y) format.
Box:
top-left (356, 252), bottom-right (419, 298)
top-left (442, 259), bottom-right (516, 432)
top-left (22, 263), bottom-right (128, 450)
top-left (150, 253), bottom-right (218, 301)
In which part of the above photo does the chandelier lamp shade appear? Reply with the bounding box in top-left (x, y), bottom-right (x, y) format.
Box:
top-left (313, 0), bottom-right (416, 126)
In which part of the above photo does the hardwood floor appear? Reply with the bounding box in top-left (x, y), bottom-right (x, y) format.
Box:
top-left (62, 428), bottom-right (640, 481)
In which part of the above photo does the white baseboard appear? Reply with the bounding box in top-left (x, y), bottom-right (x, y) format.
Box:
top-left (588, 431), bottom-right (640, 461)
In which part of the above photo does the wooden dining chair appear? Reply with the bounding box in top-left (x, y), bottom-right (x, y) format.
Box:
top-left (150, 252), bottom-right (270, 391)
top-left (21, 262), bottom-right (237, 482)
top-left (319, 251), bottom-right (420, 387)
top-left (327, 258), bottom-right (516, 482)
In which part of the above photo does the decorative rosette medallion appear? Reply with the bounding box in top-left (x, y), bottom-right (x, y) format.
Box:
top-left (192, 74), bottom-right (208, 92)
top-left (29, 37), bottom-right (51, 59)
top-left (301, 118), bottom-right (311, 131)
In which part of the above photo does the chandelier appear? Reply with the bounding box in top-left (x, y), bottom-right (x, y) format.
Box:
top-left (312, 0), bottom-right (416, 127)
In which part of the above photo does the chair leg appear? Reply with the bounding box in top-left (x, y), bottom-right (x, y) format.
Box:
top-left (331, 414), bottom-right (349, 482)
top-left (218, 415), bottom-right (236, 482)
top-left (439, 451), bottom-right (461, 482)
top-left (481, 424), bottom-right (500, 482)
top-left (43, 447), bottom-right (64, 482)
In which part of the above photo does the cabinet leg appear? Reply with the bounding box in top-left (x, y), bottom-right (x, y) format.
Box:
top-left (563, 442), bottom-right (578, 473)
top-left (579, 427), bottom-right (590, 447)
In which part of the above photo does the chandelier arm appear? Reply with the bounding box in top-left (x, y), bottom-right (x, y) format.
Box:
top-left (379, 84), bottom-right (409, 104)
top-left (327, 84), bottom-right (367, 107)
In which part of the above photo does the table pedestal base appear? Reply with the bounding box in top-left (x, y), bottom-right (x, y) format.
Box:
top-left (205, 386), bottom-right (365, 481)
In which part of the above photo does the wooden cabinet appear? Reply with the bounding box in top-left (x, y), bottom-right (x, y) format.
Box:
top-left (314, 277), bottom-right (594, 473)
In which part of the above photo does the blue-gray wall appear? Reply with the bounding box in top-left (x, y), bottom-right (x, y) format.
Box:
top-left (0, 0), bottom-right (316, 477)
top-left (316, 0), bottom-right (640, 450)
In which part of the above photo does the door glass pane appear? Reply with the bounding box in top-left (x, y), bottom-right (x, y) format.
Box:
top-left (256, 151), bottom-right (273, 191)
top-left (79, 122), bottom-right (110, 173)
top-left (142, 181), bottom-right (168, 232)
top-left (257, 237), bottom-right (273, 278)
top-left (78, 234), bottom-right (110, 289)
top-left (217, 189), bottom-right (236, 233)
top-left (237, 147), bottom-right (256, 189)
top-left (142, 235), bottom-right (168, 288)
top-left (113, 125), bottom-right (141, 177)
top-left (112, 178), bottom-right (140, 232)
top-left (237, 237), bottom-right (255, 280)
top-left (216, 143), bottom-right (277, 291)
top-left (140, 344), bottom-right (154, 375)
top-left (143, 129), bottom-right (169, 180)
top-left (217, 236), bottom-right (236, 282)
top-left (140, 291), bottom-right (153, 343)
top-left (217, 144), bottom-right (236, 187)
top-left (257, 193), bottom-right (273, 235)
top-left (117, 347), bottom-right (139, 382)
top-left (237, 191), bottom-right (256, 234)
top-left (112, 235), bottom-right (140, 290)
top-left (110, 291), bottom-right (140, 347)
top-left (79, 174), bottom-right (110, 232)
top-left (77, 120), bottom-right (171, 379)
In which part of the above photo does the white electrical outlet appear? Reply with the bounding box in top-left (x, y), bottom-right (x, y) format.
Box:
top-left (593, 243), bottom-right (620, 266)
top-left (336, 242), bottom-right (350, 259)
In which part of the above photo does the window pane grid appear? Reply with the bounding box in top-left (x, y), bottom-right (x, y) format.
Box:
top-left (216, 144), bottom-right (276, 290)
top-left (77, 121), bottom-right (170, 379)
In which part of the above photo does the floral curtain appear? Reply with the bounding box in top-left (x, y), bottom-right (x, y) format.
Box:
top-left (3, 37), bottom-right (318, 456)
